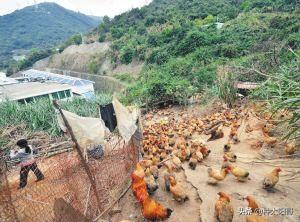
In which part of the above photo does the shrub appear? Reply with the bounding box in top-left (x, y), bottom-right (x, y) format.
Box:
top-left (120, 46), bottom-right (135, 64)
top-left (146, 48), bottom-right (170, 64)
top-left (113, 73), bottom-right (135, 83)
top-left (287, 33), bottom-right (300, 49)
top-left (252, 58), bottom-right (300, 140)
top-left (175, 30), bottom-right (210, 55)
top-left (88, 60), bottom-right (98, 74)
top-left (216, 68), bottom-right (237, 108)
top-left (98, 34), bottom-right (106, 42)
top-left (217, 44), bottom-right (239, 58)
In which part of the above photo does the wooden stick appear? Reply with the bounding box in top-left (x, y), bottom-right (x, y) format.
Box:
top-left (158, 156), bottom-right (172, 166)
top-left (84, 184), bottom-right (92, 216)
top-left (24, 197), bottom-right (50, 205)
top-left (53, 100), bottom-right (102, 212)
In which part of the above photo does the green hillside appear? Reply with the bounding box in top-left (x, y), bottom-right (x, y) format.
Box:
top-left (0, 2), bottom-right (101, 69)
top-left (95, 0), bottom-right (299, 105)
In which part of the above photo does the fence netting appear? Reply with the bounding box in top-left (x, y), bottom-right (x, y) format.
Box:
top-left (0, 131), bottom-right (140, 222)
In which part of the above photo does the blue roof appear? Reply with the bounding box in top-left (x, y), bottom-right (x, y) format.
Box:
top-left (22, 69), bottom-right (95, 86)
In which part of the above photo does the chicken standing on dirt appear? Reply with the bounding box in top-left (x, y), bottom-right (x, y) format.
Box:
top-left (223, 144), bottom-right (237, 162)
top-left (172, 155), bottom-right (182, 170)
top-left (207, 125), bottom-right (224, 141)
top-left (215, 192), bottom-right (234, 222)
top-left (188, 154), bottom-right (198, 170)
top-left (149, 165), bottom-right (159, 179)
top-left (207, 167), bottom-right (230, 185)
top-left (131, 173), bottom-right (148, 203)
top-left (144, 168), bottom-right (158, 195)
top-left (133, 163), bottom-right (145, 179)
top-left (263, 167), bottom-right (281, 191)
top-left (285, 142), bottom-right (296, 155)
top-left (227, 165), bottom-right (249, 182)
top-left (169, 175), bottom-right (188, 202)
top-left (244, 196), bottom-right (267, 222)
top-left (141, 196), bottom-right (173, 221)
top-left (200, 146), bottom-right (211, 158)
top-left (163, 170), bottom-right (174, 192)
top-left (262, 132), bottom-right (277, 147)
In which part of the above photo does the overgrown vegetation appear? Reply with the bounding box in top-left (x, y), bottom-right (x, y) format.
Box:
top-left (216, 67), bottom-right (237, 108)
top-left (95, 0), bottom-right (299, 106)
top-left (0, 94), bottom-right (112, 136)
top-left (6, 49), bottom-right (53, 75)
top-left (252, 53), bottom-right (300, 141)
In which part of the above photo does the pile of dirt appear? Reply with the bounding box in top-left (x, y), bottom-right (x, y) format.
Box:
top-left (35, 41), bottom-right (144, 79)
top-left (47, 42), bottom-right (111, 73)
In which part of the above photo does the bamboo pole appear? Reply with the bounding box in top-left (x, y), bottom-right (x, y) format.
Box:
top-left (53, 100), bottom-right (102, 212)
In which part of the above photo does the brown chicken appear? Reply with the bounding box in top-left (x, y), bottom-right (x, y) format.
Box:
top-left (172, 155), bottom-right (182, 170)
top-left (215, 192), bottom-right (234, 222)
top-left (131, 173), bottom-right (148, 203)
top-left (231, 134), bottom-right (240, 144)
top-left (245, 196), bottom-right (267, 222)
top-left (163, 170), bottom-right (174, 192)
top-left (249, 139), bottom-right (264, 149)
top-left (168, 138), bottom-right (176, 146)
top-left (222, 156), bottom-right (231, 169)
top-left (200, 146), bottom-right (211, 158)
top-left (188, 156), bottom-right (197, 170)
top-left (229, 126), bottom-right (238, 139)
top-left (245, 123), bottom-right (253, 133)
top-left (207, 125), bottom-right (224, 141)
top-left (263, 167), bottom-right (281, 190)
top-left (140, 159), bottom-right (153, 169)
top-left (262, 132), bottom-right (277, 147)
top-left (133, 163), bottom-right (145, 179)
top-left (262, 123), bottom-right (275, 136)
top-left (285, 142), bottom-right (296, 155)
top-left (141, 196), bottom-right (173, 221)
top-left (207, 167), bottom-right (230, 185)
top-left (144, 168), bottom-right (158, 195)
top-left (149, 165), bottom-right (159, 179)
top-left (224, 144), bottom-right (237, 162)
top-left (169, 176), bottom-right (188, 202)
top-left (195, 150), bottom-right (204, 162)
top-left (227, 165), bottom-right (249, 182)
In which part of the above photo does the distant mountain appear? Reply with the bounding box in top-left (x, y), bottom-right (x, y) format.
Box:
top-left (0, 2), bottom-right (101, 68)
top-left (88, 15), bottom-right (103, 22)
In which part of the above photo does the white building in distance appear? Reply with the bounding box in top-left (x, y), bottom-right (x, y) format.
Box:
top-left (0, 82), bottom-right (73, 104)
top-left (21, 69), bottom-right (95, 100)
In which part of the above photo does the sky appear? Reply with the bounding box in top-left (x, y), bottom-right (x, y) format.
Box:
top-left (0, 0), bottom-right (152, 17)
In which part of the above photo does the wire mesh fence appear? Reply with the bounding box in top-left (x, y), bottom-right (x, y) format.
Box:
top-left (0, 130), bottom-right (141, 222)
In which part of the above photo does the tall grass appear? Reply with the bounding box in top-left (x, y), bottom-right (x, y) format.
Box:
top-left (216, 67), bottom-right (237, 108)
top-left (0, 93), bottom-right (112, 136)
top-left (252, 58), bottom-right (300, 141)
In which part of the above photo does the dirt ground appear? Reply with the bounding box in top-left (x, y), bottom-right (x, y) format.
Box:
top-left (109, 102), bottom-right (300, 222)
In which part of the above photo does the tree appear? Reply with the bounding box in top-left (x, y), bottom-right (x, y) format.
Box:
top-left (120, 46), bottom-right (135, 64)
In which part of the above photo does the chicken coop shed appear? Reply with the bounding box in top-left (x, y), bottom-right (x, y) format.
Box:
top-left (21, 69), bottom-right (95, 100)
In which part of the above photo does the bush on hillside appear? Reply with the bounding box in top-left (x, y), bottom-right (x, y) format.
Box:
top-left (59, 34), bottom-right (82, 53)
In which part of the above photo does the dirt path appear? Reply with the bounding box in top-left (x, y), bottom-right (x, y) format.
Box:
top-left (184, 120), bottom-right (300, 222)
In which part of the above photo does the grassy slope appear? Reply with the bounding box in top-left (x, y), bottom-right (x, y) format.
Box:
top-left (94, 0), bottom-right (299, 105)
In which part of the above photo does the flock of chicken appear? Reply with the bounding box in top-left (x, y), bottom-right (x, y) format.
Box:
top-left (129, 106), bottom-right (293, 222)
